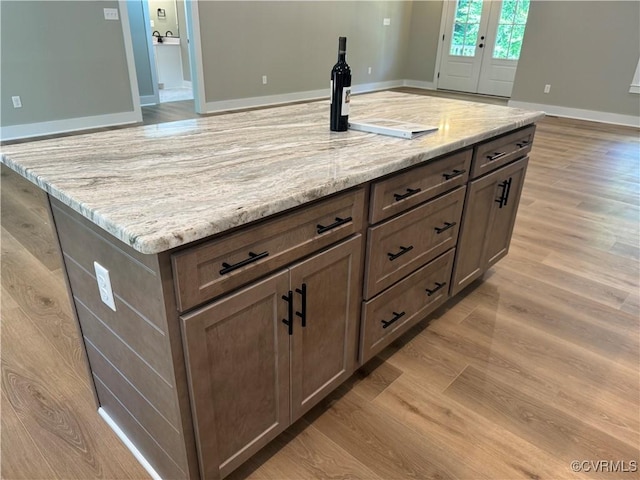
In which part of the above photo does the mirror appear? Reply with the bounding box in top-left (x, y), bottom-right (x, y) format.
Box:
top-left (149, 0), bottom-right (179, 37)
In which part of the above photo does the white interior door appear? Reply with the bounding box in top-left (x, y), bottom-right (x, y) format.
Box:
top-left (438, 0), bottom-right (530, 97)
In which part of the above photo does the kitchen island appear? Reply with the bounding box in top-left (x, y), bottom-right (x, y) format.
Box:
top-left (1, 91), bottom-right (544, 480)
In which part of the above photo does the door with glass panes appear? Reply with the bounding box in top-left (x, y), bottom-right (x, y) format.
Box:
top-left (438, 0), bottom-right (530, 97)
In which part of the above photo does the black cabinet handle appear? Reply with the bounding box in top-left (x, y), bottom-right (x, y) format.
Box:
top-left (381, 311), bottom-right (405, 329)
top-left (426, 282), bottom-right (446, 296)
top-left (495, 180), bottom-right (507, 208)
top-left (434, 221), bottom-right (456, 234)
top-left (387, 245), bottom-right (413, 261)
top-left (220, 250), bottom-right (269, 275)
top-left (516, 140), bottom-right (530, 148)
top-left (487, 151), bottom-right (507, 161)
top-left (495, 178), bottom-right (512, 209)
top-left (503, 177), bottom-right (512, 207)
top-left (281, 290), bottom-right (293, 335)
top-left (393, 187), bottom-right (422, 202)
top-left (295, 283), bottom-right (307, 328)
top-left (442, 169), bottom-right (466, 180)
top-left (317, 216), bottom-right (352, 234)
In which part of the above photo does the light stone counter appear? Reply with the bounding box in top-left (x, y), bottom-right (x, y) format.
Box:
top-left (1, 91), bottom-right (544, 254)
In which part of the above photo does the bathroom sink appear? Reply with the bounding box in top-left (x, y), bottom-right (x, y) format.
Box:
top-left (152, 36), bottom-right (180, 45)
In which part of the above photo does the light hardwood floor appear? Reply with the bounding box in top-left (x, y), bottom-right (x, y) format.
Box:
top-left (1, 94), bottom-right (639, 479)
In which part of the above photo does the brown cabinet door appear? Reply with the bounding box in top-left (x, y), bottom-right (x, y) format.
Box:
top-left (483, 157), bottom-right (528, 267)
top-left (289, 235), bottom-right (362, 422)
top-left (451, 156), bottom-right (528, 296)
top-left (181, 271), bottom-right (291, 480)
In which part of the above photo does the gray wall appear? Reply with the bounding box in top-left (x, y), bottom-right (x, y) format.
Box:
top-left (0, 1), bottom-right (134, 127)
top-left (127, 0), bottom-right (155, 97)
top-left (511, 1), bottom-right (640, 116)
top-left (197, 1), bottom-right (413, 103)
top-left (405, 0), bottom-right (443, 83)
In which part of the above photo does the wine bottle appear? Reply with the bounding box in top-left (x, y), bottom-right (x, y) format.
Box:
top-left (330, 37), bottom-right (352, 132)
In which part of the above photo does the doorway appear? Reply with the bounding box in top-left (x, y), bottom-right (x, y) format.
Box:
top-left (127, 0), bottom-right (194, 106)
top-left (437, 0), bottom-right (530, 97)
top-left (149, 0), bottom-right (193, 103)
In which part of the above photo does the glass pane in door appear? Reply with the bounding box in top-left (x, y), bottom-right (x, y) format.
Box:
top-left (493, 0), bottom-right (530, 59)
top-left (450, 0), bottom-right (484, 57)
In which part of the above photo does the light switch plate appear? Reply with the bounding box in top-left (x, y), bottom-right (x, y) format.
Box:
top-left (383, 18), bottom-right (391, 26)
top-left (104, 8), bottom-right (119, 20)
top-left (11, 96), bottom-right (22, 108)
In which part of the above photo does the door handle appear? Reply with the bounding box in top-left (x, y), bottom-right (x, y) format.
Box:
top-left (295, 283), bottom-right (307, 328)
top-left (381, 311), bottom-right (405, 329)
top-left (282, 290), bottom-right (293, 335)
top-left (316, 216), bottom-right (352, 234)
top-left (387, 245), bottom-right (414, 261)
top-left (220, 251), bottom-right (269, 275)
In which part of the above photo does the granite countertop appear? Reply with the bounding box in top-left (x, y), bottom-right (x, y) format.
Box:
top-left (1, 91), bottom-right (544, 254)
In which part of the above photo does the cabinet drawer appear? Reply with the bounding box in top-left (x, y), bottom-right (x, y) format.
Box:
top-left (364, 186), bottom-right (465, 299)
top-left (369, 148), bottom-right (472, 224)
top-left (360, 248), bottom-right (455, 363)
top-left (471, 125), bottom-right (535, 178)
top-left (172, 188), bottom-right (365, 311)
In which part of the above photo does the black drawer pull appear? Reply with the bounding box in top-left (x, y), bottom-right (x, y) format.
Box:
top-left (495, 178), bottom-right (512, 208)
top-left (503, 177), bottom-right (512, 207)
top-left (281, 290), bottom-right (293, 335)
top-left (220, 250), bottom-right (269, 275)
top-left (387, 245), bottom-right (414, 261)
top-left (434, 222), bottom-right (456, 234)
top-left (442, 169), bottom-right (466, 180)
top-left (317, 216), bottom-right (352, 234)
top-left (426, 282), bottom-right (446, 296)
top-left (295, 283), bottom-right (307, 328)
top-left (393, 187), bottom-right (422, 202)
top-left (487, 151), bottom-right (507, 161)
top-left (381, 311), bottom-right (406, 329)
top-left (516, 140), bottom-right (530, 148)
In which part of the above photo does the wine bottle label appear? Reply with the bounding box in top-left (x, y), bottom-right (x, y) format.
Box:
top-left (341, 87), bottom-right (351, 115)
top-left (330, 80), bottom-right (334, 104)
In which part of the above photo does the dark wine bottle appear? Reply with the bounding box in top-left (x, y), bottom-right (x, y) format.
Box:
top-left (330, 37), bottom-right (352, 132)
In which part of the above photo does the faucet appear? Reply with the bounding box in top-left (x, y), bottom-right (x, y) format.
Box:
top-left (152, 31), bottom-right (163, 43)
top-left (165, 30), bottom-right (173, 37)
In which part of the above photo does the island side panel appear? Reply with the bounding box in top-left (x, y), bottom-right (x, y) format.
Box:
top-left (48, 197), bottom-right (198, 480)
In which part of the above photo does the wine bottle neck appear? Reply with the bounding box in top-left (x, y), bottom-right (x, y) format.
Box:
top-left (337, 52), bottom-right (346, 62)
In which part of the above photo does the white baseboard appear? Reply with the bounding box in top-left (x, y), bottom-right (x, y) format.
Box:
top-left (403, 79), bottom-right (436, 90)
top-left (98, 407), bottom-right (163, 480)
top-left (351, 79), bottom-right (405, 94)
top-left (203, 88), bottom-right (327, 113)
top-left (507, 100), bottom-right (640, 128)
top-left (202, 80), bottom-right (406, 114)
top-left (140, 95), bottom-right (158, 106)
top-left (0, 111), bottom-right (142, 142)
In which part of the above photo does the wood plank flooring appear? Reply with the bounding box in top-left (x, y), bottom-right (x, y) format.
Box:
top-left (2, 93), bottom-right (639, 479)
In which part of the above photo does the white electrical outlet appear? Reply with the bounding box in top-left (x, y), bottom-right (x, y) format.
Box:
top-left (94, 261), bottom-right (116, 311)
top-left (11, 96), bottom-right (22, 108)
top-left (103, 8), bottom-right (119, 20)
top-left (383, 18), bottom-right (391, 26)
top-left (368, 67), bottom-right (372, 75)
top-left (262, 75), bottom-right (268, 85)
top-left (544, 84), bottom-right (551, 94)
